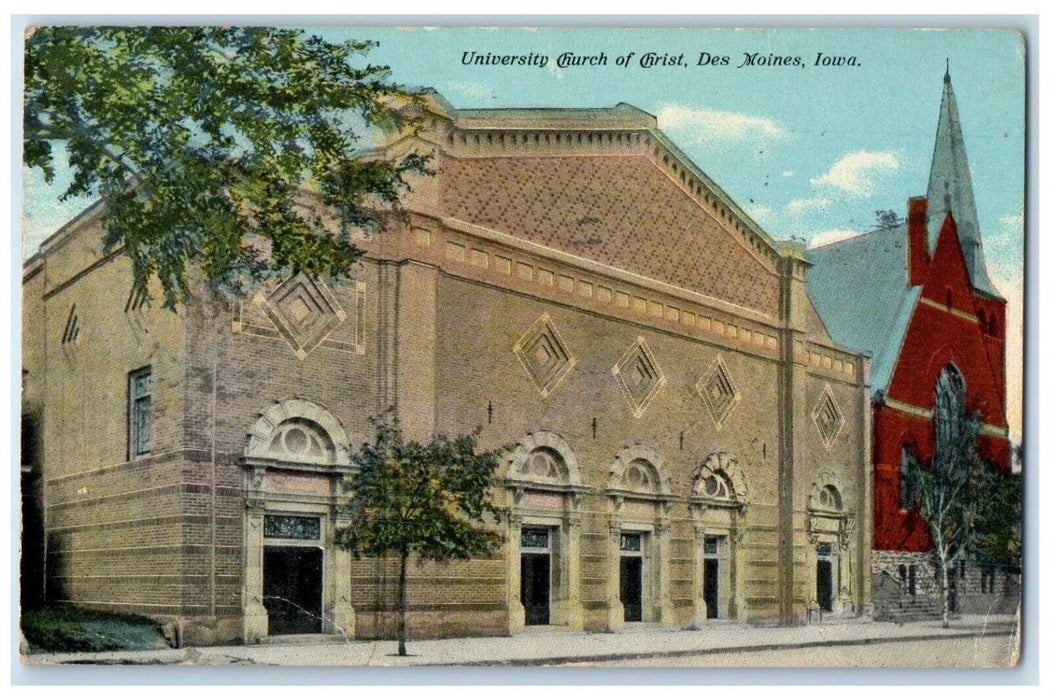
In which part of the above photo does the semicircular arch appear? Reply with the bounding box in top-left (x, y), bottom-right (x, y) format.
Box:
top-left (607, 443), bottom-right (671, 497)
top-left (505, 430), bottom-right (582, 487)
top-left (807, 470), bottom-right (848, 512)
top-left (244, 398), bottom-right (351, 466)
top-left (691, 451), bottom-right (748, 503)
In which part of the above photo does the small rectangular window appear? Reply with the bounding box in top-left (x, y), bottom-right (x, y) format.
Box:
top-left (264, 515), bottom-right (321, 541)
top-left (620, 532), bottom-right (642, 552)
top-left (908, 565), bottom-right (917, 596)
top-left (704, 536), bottom-right (719, 556)
top-left (521, 528), bottom-right (549, 550)
top-left (129, 367), bottom-right (152, 458)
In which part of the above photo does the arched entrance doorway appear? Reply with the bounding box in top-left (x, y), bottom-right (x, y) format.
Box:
top-left (241, 399), bottom-right (356, 642)
top-left (689, 452), bottom-right (749, 623)
top-left (504, 431), bottom-right (587, 631)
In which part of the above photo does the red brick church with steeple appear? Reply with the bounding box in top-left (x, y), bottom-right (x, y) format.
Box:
top-left (807, 66), bottom-right (1013, 618)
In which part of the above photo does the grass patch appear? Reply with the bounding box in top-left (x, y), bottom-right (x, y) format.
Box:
top-left (21, 606), bottom-right (170, 653)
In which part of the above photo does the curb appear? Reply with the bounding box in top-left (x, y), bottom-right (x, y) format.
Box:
top-left (432, 628), bottom-right (1016, 667)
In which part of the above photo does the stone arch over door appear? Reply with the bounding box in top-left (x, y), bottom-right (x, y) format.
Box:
top-left (241, 399), bottom-right (355, 643)
top-left (245, 399), bottom-right (352, 467)
top-left (604, 443), bottom-right (674, 629)
top-left (689, 452), bottom-right (749, 624)
top-left (504, 431), bottom-right (587, 632)
top-left (806, 470), bottom-right (857, 616)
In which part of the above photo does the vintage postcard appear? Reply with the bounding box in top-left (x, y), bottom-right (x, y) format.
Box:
top-left (18, 24), bottom-right (1025, 671)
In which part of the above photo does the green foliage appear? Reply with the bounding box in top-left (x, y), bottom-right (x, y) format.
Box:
top-left (336, 417), bottom-right (505, 562)
top-left (913, 411), bottom-right (985, 570)
top-left (972, 468), bottom-right (1022, 569)
top-left (24, 26), bottom-right (430, 308)
top-left (912, 409), bottom-right (1022, 624)
top-left (21, 606), bottom-right (167, 653)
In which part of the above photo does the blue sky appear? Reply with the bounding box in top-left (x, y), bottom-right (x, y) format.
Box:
top-left (19, 26), bottom-right (1026, 430)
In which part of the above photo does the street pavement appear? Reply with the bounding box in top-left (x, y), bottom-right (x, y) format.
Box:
top-left (22, 614), bottom-right (1019, 668)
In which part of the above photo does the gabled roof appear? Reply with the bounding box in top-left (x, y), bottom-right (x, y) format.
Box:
top-left (925, 67), bottom-right (998, 297)
top-left (424, 93), bottom-right (783, 262)
top-left (806, 224), bottom-right (919, 394)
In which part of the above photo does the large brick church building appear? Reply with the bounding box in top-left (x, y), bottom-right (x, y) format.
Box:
top-left (22, 94), bottom-right (874, 644)
top-left (807, 68), bottom-right (1013, 618)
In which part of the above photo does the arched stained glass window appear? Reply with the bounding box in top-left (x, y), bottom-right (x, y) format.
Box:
top-left (935, 364), bottom-right (965, 454)
top-left (900, 444), bottom-right (917, 511)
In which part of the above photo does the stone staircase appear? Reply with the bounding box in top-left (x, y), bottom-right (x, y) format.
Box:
top-left (877, 597), bottom-right (945, 623)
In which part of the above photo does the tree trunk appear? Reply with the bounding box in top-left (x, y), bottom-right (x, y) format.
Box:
top-left (940, 559), bottom-right (950, 629)
top-left (397, 549), bottom-right (408, 656)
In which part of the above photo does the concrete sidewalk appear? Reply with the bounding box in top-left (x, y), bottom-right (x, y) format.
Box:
top-left (24, 614), bottom-right (1019, 667)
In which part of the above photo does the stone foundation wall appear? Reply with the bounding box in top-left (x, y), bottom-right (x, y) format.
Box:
top-left (873, 549), bottom-right (1020, 619)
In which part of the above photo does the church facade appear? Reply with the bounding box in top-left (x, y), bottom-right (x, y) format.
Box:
top-left (807, 71), bottom-right (1014, 619)
top-left (22, 96), bottom-right (873, 645)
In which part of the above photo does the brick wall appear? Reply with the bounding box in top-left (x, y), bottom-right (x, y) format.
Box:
top-left (441, 155), bottom-right (780, 317)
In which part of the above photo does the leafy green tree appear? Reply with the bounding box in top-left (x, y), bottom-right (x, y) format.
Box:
top-left (972, 467), bottom-right (1022, 571)
top-left (335, 417), bottom-right (504, 656)
top-left (24, 26), bottom-right (429, 308)
top-left (912, 410), bottom-right (1020, 627)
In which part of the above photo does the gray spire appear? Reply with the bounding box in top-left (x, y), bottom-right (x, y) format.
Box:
top-left (925, 65), bottom-right (999, 296)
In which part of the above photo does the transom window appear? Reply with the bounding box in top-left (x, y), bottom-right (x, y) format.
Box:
top-left (620, 532), bottom-right (642, 552)
top-left (521, 528), bottom-right (550, 550)
top-left (264, 515), bottom-right (321, 541)
top-left (817, 485), bottom-right (842, 511)
top-left (521, 447), bottom-right (568, 480)
top-left (623, 459), bottom-right (654, 490)
top-left (267, 419), bottom-right (335, 461)
top-left (702, 471), bottom-right (731, 499)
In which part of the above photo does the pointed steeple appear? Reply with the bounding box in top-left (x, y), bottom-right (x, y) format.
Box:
top-left (925, 62), bottom-right (999, 296)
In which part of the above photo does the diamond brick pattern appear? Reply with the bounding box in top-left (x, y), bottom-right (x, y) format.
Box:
top-left (513, 314), bottom-right (576, 397)
top-left (442, 155), bottom-right (780, 316)
top-left (697, 354), bottom-right (740, 429)
top-left (255, 273), bottom-right (347, 360)
top-left (812, 384), bottom-right (845, 450)
top-left (612, 337), bottom-right (666, 418)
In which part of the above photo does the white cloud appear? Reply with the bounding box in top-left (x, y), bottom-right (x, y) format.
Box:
top-left (782, 170), bottom-right (795, 177)
top-left (747, 204), bottom-right (775, 220)
top-left (808, 229), bottom-right (864, 248)
top-left (811, 150), bottom-right (899, 196)
top-left (655, 103), bottom-right (784, 141)
top-left (787, 196), bottom-right (829, 214)
top-left (983, 212), bottom-right (1025, 282)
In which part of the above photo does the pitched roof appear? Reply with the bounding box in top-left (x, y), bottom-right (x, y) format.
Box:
top-left (806, 224), bottom-right (919, 394)
top-left (926, 67), bottom-right (999, 297)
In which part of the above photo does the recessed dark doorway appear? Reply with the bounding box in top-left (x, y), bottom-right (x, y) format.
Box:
top-left (816, 559), bottom-right (834, 612)
top-left (264, 546), bottom-right (323, 635)
top-left (620, 556), bottom-right (643, 622)
top-left (521, 552), bottom-right (551, 625)
top-left (704, 557), bottom-right (720, 619)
